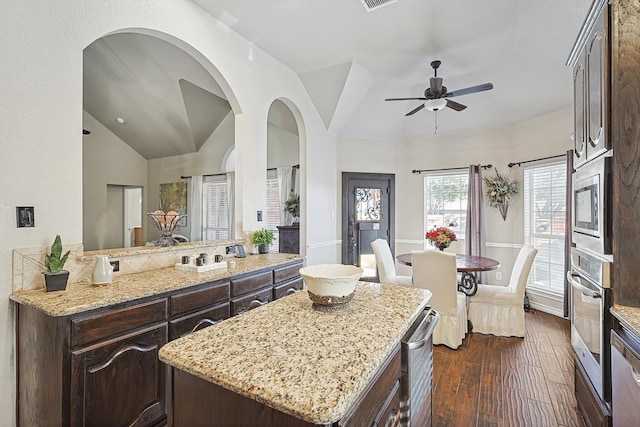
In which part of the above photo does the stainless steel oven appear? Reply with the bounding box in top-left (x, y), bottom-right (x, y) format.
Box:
top-left (568, 246), bottom-right (612, 404)
top-left (572, 153), bottom-right (612, 254)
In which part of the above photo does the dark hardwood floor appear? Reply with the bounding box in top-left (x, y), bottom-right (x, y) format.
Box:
top-left (432, 310), bottom-right (585, 427)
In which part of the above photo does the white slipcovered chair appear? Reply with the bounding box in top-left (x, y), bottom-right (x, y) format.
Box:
top-left (468, 245), bottom-right (538, 337)
top-left (371, 239), bottom-right (413, 287)
top-left (411, 250), bottom-right (467, 349)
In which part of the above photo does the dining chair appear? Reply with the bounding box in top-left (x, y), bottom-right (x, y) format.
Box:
top-left (371, 239), bottom-right (413, 287)
top-left (411, 250), bottom-right (467, 349)
top-left (468, 245), bottom-right (538, 337)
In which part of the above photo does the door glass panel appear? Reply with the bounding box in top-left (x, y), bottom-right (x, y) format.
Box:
top-left (359, 253), bottom-right (376, 279)
top-left (356, 188), bottom-right (382, 221)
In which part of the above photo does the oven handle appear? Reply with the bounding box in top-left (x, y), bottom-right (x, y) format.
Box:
top-left (406, 310), bottom-right (440, 350)
top-left (567, 271), bottom-right (602, 299)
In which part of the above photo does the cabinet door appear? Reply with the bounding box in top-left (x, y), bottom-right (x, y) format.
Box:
top-left (573, 56), bottom-right (587, 168)
top-left (586, 5), bottom-right (609, 157)
top-left (70, 324), bottom-right (167, 427)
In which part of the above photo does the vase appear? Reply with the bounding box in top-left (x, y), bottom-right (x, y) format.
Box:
top-left (92, 255), bottom-right (114, 285)
top-left (437, 243), bottom-right (449, 251)
top-left (499, 203), bottom-right (509, 221)
top-left (258, 244), bottom-right (269, 254)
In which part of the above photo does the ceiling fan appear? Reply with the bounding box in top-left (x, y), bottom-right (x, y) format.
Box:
top-left (385, 60), bottom-right (493, 116)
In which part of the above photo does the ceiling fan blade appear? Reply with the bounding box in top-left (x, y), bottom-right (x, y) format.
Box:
top-left (405, 104), bottom-right (425, 116)
top-left (385, 97), bottom-right (427, 101)
top-left (444, 82), bottom-right (493, 98)
top-left (446, 99), bottom-right (467, 111)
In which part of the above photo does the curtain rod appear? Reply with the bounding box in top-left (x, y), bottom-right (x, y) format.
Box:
top-left (412, 164), bottom-right (493, 174)
top-left (181, 164), bottom-right (299, 180)
top-left (508, 154), bottom-right (566, 168)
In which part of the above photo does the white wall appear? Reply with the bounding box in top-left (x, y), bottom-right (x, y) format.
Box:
top-left (0, 0), bottom-right (338, 423)
top-left (337, 109), bottom-right (573, 288)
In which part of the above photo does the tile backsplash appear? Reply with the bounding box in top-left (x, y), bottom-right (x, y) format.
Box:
top-left (13, 239), bottom-right (243, 291)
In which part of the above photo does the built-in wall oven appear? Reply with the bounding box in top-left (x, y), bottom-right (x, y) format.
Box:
top-left (568, 247), bottom-right (612, 404)
top-left (572, 153), bottom-right (612, 254)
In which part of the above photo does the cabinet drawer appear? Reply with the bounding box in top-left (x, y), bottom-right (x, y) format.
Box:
top-left (374, 380), bottom-right (401, 426)
top-left (169, 303), bottom-right (230, 340)
top-left (72, 299), bottom-right (167, 349)
top-left (169, 281), bottom-right (229, 318)
top-left (231, 287), bottom-right (272, 316)
top-left (340, 346), bottom-right (401, 427)
top-left (273, 277), bottom-right (303, 300)
top-left (273, 262), bottom-right (303, 283)
top-left (231, 271), bottom-right (273, 297)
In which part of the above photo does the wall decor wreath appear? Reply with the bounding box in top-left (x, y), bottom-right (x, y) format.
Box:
top-left (483, 169), bottom-right (519, 220)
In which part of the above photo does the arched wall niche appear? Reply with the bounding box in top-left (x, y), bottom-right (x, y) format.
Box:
top-left (82, 27), bottom-right (244, 250)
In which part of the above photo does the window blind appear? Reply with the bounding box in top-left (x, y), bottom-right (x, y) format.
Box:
top-left (202, 176), bottom-right (230, 240)
top-left (524, 162), bottom-right (566, 294)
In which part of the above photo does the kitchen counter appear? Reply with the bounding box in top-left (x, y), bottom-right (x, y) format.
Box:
top-left (611, 304), bottom-right (640, 338)
top-left (158, 282), bottom-right (432, 425)
top-left (10, 253), bottom-right (301, 317)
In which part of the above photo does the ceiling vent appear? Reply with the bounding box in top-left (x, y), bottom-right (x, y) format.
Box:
top-left (360, 0), bottom-right (397, 12)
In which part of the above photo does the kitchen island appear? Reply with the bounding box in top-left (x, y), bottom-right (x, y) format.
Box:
top-left (159, 282), bottom-right (432, 426)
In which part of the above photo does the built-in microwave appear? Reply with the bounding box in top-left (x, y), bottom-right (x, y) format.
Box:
top-left (572, 153), bottom-right (612, 255)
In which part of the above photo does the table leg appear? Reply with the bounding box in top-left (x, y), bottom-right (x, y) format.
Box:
top-left (458, 272), bottom-right (478, 296)
top-left (458, 273), bottom-right (477, 332)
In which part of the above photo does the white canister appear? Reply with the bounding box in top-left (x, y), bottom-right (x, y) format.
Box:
top-left (92, 255), bottom-right (114, 285)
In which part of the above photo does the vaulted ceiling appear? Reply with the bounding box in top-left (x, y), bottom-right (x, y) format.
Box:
top-left (83, 0), bottom-right (591, 158)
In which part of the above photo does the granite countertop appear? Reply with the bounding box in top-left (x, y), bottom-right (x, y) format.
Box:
top-left (158, 282), bottom-right (432, 425)
top-left (611, 304), bottom-right (640, 338)
top-left (10, 253), bottom-right (302, 317)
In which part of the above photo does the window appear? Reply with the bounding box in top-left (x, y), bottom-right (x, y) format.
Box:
top-left (202, 176), bottom-right (231, 240)
top-left (265, 170), bottom-right (280, 252)
top-left (423, 173), bottom-right (468, 247)
top-left (524, 162), bottom-right (567, 294)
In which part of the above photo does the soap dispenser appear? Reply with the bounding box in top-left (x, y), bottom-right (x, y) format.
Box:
top-left (92, 255), bottom-right (114, 286)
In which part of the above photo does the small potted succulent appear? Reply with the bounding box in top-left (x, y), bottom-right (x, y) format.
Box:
top-left (43, 235), bottom-right (70, 292)
top-left (252, 228), bottom-right (275, 254)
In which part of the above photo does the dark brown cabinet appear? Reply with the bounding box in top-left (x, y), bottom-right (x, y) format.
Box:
top-left (70, 324), bottom-right (168, 427)
top-left (15, 259), bottom-right (303, 427)
top-left (277, 224), bottom-right (300, 253)
top-left (571, 0), bottom-right (609, 168)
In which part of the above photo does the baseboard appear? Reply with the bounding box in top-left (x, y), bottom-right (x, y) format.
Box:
top-left (529, 301), bottom-right (565, 318)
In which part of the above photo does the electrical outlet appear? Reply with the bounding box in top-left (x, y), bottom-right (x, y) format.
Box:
top-left (110, 260), bottom-right (120, 272)
top-left (495, 271), bottom-right (503, 281)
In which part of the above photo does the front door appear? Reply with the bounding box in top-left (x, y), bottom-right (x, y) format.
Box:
top-left (341, 173), bottom-right (395, 280)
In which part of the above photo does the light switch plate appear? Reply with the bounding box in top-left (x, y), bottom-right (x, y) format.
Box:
top-left (496, 272), bottom-right (503, 281)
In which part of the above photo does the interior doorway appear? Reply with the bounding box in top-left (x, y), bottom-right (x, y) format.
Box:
top-left (341, 173), bottom-right (395, 281)
top-left (124, 187), bottom-right (143, 247)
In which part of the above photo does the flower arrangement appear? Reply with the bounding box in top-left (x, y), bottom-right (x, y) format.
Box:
top-left (284, 191), bottom-right (300, 219)
top-left (426, 227), bottom-right (457, 251)
top-left (483, 169), bottom-right (519, 220)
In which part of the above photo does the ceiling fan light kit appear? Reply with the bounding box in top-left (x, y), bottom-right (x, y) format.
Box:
top-left (385, 60), bottom-right (494, 117)
top-left (425, 98), bottom-right (447, 111)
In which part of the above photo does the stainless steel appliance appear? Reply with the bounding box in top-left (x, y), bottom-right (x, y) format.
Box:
top-left (611, 328), bottom-right (640, 427)
top-left (567, 247), bottom-right (612, 404)
top-left (572, 153), bottom-right (612, 254)
top-left (400, 307), bottom-right (439, 427)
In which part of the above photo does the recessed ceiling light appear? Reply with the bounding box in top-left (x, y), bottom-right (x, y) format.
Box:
top-left (116, 117), bottom-right (126, 125)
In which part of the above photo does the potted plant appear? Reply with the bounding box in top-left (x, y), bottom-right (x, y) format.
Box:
top-left (483, 169), bottom-right (519, 220)
top-left (43, 235), bottom-right (70, 292)
top-left (252, 228), bottom-right (274, 254)
top-left (284, 191), bottom-right (300, 224)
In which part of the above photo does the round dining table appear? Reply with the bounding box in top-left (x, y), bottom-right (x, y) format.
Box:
top-left (396, 253), bottom-right (500, 296)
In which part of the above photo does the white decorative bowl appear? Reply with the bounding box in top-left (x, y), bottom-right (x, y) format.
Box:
top-left (299, 264), bottom-right (363, 309)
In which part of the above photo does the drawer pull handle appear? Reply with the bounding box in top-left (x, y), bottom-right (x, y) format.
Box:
top-left (89, 344), bottom-right (156, 373)
top-left (249, 299), bottom-right (268, 310)
top-left (191, 318), bottom-right (222, 333)
top-left (284, 288), bottom-right (299, 296)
